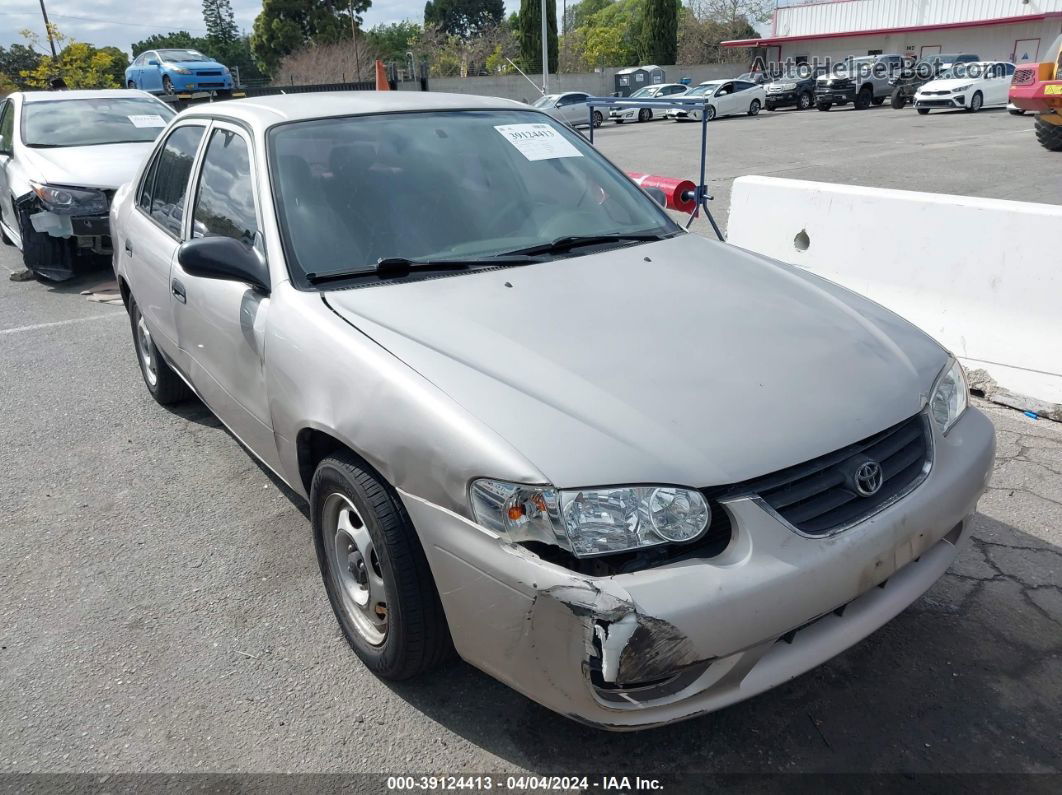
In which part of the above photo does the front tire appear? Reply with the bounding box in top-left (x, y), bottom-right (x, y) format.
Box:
top-left (638, 108), bottom-right (651, 122)
top-left (162, 75), bottom-right (175, 94)
top-left (128, 297), bottom-right (192, 405)
top-left (891, 88), bottom-right (907, 109)
top-left (816, 101), bottom-right (832, 111)
top-left (854, 88), bottom-right (873, 110)
top-left (1035, 115), bottom-right (1062, 151)
top-left (706, 105), bottom-right (717, 121)
top-left (311, 452), bottom-right (452, 680)
top-left (872, 96), bottom-right (886, 106)
top-left (1009, 108), bottom-right (1027, 116)
top-left (798, 92), bottom-right (812, 110)
top-left (748, 99), bottom-right (761, 116)
top-left (917, 107), bottom-right (931, 115)
top-left (967, 91), bottom-right (983, 113)
top-left (126, 79), bottom-right (137, 90)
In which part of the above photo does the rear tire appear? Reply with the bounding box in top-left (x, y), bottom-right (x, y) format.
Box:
top-left (854, 87), bottom-right (873, 110)
top-left (917, 108), bottom-right (931, 115)
top-left (816, 101), bottom-right (831, 111)
top-left (967, 91), bottom-right (983, 113)
top-left (890, 88), bottom-right (907, 109)
top-left (614, 119), bottom-right (624, 124)
top-left (1009, 108), bottom-right (1027, 116)
top-left (797, 92), bottom-right (812, 110)
top-left (592, 110), bottom-right (603, 128)
top-left (311, 451), bottom-right (453, 680)
top-left (128, 296), bottom-right (192, 406)
top-left (1035, 115), bottom-right (1062, 151)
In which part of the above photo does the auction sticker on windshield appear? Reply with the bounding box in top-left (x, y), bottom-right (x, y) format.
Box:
top-left (127, 114), bottom-right (168, 128)
top-left (494, 124), bottom-right (582, 161)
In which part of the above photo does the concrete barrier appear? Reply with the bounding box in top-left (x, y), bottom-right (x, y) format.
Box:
top-left (727, 176), bottom-right (1062, 419)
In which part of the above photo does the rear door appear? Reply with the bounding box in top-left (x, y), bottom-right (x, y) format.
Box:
top-left (122, 122), bottom-right (206, 366)
top-left (172, 122), bottom-right (278, 469)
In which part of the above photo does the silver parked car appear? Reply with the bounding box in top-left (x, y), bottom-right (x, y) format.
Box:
top-left (533, 91), bottom-right (602, 128)
top-left (111, 92), bottom-right (995, 730)
top-left (0, 89), bottom-right (175, 280)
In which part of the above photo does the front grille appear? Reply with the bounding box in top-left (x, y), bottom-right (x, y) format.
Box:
top-left (921, 90), bottom-right (950, 96)
top-left (1012, 66), bottom-right (1036, 86)
top-left (719, 413), bottom-right (930, 536)
top-left (918, 99), bottom-right (955, 107)
top-left (196, 70), bottom-right (222, 76)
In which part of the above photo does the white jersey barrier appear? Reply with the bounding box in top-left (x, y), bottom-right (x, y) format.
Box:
top-left (727, 176), bottom-right (1062, 420)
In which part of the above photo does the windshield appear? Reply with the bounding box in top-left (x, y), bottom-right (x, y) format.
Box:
top-left (687, 83), bottom-right (717, 96)
top-left (532, 94), bottom-right (559, 108)
top-left (268, 110), bottom-right (679, 283)
top-left (21, 98), bottom-right (175, 147)
top-left (629, 86), bottom-right (654, 98)
top-left (157, 49), bottom-right (208, 62)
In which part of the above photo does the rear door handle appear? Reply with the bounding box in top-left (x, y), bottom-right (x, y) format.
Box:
top-left (124, 239), bottom-right (133, 255)
top-left (171, 278), bottom-right (186, 303)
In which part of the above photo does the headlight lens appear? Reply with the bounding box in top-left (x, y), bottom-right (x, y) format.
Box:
top-left (469, 480), bottom-right (710, 558)
top-left (951, 84), bottom-right (971, 93)
top-left (168, 65), bottom-right (191, 74)
top-left (930, 358), bottom-right (969, 433)
top-left (30, 182), bottom-right (108, 215)
top-left (778, 82), bottom-right (797, 90)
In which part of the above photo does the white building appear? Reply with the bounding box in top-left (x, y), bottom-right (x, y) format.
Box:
top-left (724, 0), bottom-right (1062, 65)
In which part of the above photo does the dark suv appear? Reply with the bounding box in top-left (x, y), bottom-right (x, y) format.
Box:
top-left (765, 67), bottom-right (826, 111)
top-left (890, 53), bottom-right (980, 108)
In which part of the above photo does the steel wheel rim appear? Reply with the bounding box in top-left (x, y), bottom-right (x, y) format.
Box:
top-left (135, 311), bottom-right (158, 387)
top-left (163, 77), bottom-right (174, 94)
top-left (323, 492), bottom-right (388, 646)
top-left (751, 101), bottom-right (760, 115)
top-left (799, 93), bottom-right (811, 109)
top-left (972, 94), bottom-right (982, 111)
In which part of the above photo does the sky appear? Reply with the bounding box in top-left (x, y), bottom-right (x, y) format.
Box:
top-left (0, 0), bottom-right (528, 54)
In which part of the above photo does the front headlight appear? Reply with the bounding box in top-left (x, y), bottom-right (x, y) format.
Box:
top-left (778, 82), bottom-right (797, 90)
top-left (470, 480), bottom-right (710, 558)
top-left (930, 358), bottom-right (969, 434)
top-left (30, 182), bottom-right (108, 215)
top-left (168, 65), bottom-right (192, 74)
top-left (951, 84), bottom-right (972, 93)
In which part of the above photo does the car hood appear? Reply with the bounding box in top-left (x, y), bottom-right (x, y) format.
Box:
top-left (917, 78), bottom-right (975, 92)
top-left (324, 234), bottom-right (947, 489)
top-left (170, 60), bottom-right (226, 70)
top-left (18, 142), bottom-right (155, 191)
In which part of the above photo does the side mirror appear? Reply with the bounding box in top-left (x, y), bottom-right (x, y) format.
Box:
top-left (643, 186), bottom-right (667, 209)
top-left (177, 236), bottom-right (269, 293)
top-left (148, 59), bottom-right (160, 66)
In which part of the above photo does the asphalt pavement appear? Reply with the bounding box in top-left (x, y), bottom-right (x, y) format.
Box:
top-left (1, 105), bottom-right (1060, 777)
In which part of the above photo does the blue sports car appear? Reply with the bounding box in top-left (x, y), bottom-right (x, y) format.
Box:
top-left (125, 48), bottom-right (234, 95)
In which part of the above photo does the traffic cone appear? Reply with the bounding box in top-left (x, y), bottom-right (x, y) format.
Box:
top-left (375, 60), bottom-right (390, 91)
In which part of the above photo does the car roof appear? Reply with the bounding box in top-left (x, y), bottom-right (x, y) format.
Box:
top-left (17, 89), bottom-right (158, 103)
top-left (175, 91), bottom-right (528, 132)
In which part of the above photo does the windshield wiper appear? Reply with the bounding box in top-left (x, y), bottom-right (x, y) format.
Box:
top-left (500, 233), bottom-right (668, 258)
top-left (305, 255), bottom-right (542, 285)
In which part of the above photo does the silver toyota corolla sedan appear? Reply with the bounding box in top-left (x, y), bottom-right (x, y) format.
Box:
top-left (110, 92), bottom-right (995, 730)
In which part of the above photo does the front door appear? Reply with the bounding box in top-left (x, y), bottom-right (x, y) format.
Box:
top-left (0, 99), bottom-right (18, 243)
top-left (124, 122), bottom-right (206, 364)
top-left (141, 52), bottom-right (164, 92)
top-left (173, 123), bottom-right (278, 469)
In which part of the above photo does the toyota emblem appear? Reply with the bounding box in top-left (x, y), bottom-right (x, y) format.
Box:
top-left (854, 460), bottom-right (884, 497)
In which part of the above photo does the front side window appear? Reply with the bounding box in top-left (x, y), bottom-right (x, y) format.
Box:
top-left (21, 97), bottom-right (176, 148)
top-left (268, 110), bottom-right (678, 285)
top-left (147, 125), bottom-right (205, 236)
top-left (0, 101), bottom-right (14, 148)
top-left (192, 129), bottom-right (258, 248)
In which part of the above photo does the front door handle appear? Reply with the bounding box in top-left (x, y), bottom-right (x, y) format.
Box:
top-left (124, 239), bottom-right (133, 255)
top-left (171, 278), bottom-right (186, 304)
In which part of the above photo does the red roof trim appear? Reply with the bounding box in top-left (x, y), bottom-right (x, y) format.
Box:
top-left (722, 12), bottom-right (1062, 48)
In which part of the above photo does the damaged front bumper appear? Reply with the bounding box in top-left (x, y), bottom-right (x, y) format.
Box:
top-left (402, 407), bottom-right (995, 729)
top-left (17, 192), bottom-right (112, 281)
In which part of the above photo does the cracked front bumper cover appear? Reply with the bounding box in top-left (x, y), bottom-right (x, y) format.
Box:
top-left (402, 407), bottom-right (995, 729)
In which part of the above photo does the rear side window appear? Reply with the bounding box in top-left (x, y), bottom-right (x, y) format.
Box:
top-left (146, 124), bottom-right (204, 236)
top-left (191, 128), bottom-right (258, 248)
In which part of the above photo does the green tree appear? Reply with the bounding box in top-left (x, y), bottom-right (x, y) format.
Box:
top-left (131, 31), bottom-right (208, 57)
top-left (578, 0), bottom-right (643, 67)
top-left (424, 0), bottom-right (504, 39)
top-left (366, 21), bottom-right (422, 63)
top-left (0, 44), bottom-right (41, 90)
top-left (640, 0), bottom-right (677, 64)
top-left (251, 0), bottom-right (372, 74)
top-left (19, 26), bottom-right (121, 89)
top-left (203, 0), bottom-right (239, 44)
top-left (517, 0), bottom-right (557, 73)
top-left (98, 45), bottom-right (130, 86)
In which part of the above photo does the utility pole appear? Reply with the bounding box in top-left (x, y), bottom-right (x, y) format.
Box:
top-left (37, 0), bottom-right (57, 59)
top-left (349, 0), bottom-right (361, 81)
top-left (540, 0), bottom-right (549, 93)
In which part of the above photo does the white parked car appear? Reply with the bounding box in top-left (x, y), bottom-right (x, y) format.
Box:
top-left (532, 91), bottom-right (602, 128)
top-left (0, 89), bottom-right (175, 280)
top-left (665, 79), bottom-right (766, 121)
top-left (610, 83), bottom-right (689, 123)
top-left (913, 61), bottom-right (1016, 114)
